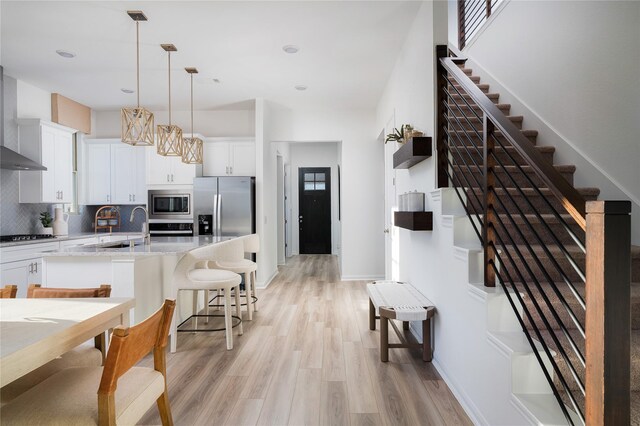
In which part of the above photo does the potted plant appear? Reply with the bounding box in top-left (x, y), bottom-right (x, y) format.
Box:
top-left (385, 124), bottom-right (423, 144)
top-left (40, 211), bottom-right (53, 235)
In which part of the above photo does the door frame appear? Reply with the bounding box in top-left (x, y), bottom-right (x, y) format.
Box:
top-left (383, 113), bottom-right (398, 280)
top-left (298, 166), bottom-right (332, 254)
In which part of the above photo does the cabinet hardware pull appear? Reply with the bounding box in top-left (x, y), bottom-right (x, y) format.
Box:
top-left (167, 174), bottom-right (170, 182)
top-left (34, 263), bottom-right (38, 273)
top-left (226, 166), bottom-right (229, 174)
top-left (133, 194), bottom-right (135, 202)
top-left (171, 174), bottom-right (174, 182)
top-left (230, 166), bottom-right (233, 175)
top-left (129, 194), bottom-right (132, 201)
top-left (61, 191), bottom-right (63, 199)
top-left (29, 263), bottom-right (33, 273)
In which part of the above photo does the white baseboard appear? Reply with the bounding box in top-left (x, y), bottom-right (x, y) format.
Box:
top-left (340, 274), bottom-right (385, 282)
top-left (432, 358), bottom-right (488, 426)
top-left (256, 269), bottom-right (279, 290)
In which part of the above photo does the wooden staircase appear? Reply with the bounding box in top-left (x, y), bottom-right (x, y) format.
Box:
top-left (446, 65), bottom-right (639, 424)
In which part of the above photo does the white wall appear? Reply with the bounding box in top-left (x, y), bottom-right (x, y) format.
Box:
top-left (15, 79), bottom-right (51, 121)
top-left (289, 142), bottom-right (340, 256)
top-left (269, 107), bottom-right (383, 280)
top-left (93, 109), bottom-right (255, 138)
top-left (374, 1), bottom-right (533, 423)
top-left (463, 0), bottom-right (640, 243)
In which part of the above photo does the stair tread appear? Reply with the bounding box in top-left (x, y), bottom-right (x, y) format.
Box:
top-left (448, 114), bottom-right (523, 122)
top-left (468, 186), bottom-right (598, 196)
top-left (449, 128), bottom-right (538, 137)
top-left (513, 393), bottom-right (583, 426)
top-left (454, 163), bottom-right (576, 172)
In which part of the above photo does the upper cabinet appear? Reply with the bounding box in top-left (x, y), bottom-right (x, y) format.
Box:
top-left (82, 139), bottom-right (145, 205)
top-left (146, 148), bottom-right (196, 185)
top-left (203, 139), bottom-right (255, 177)
top-left (18, 119), bottom-right (75, 204)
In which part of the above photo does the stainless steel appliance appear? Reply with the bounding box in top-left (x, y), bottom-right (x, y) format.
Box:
top-left (193, 177), bottom-right (255, 237)
top-left (148, 222), bottom-right (194, 236)
top-left (148, 189), bottom-right (192, 221)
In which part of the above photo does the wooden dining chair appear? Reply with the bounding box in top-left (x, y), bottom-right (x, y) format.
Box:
top-left (1, 299), bottom-right (176, 426)
top-left (0, 284), bottom-right (112, 404)
top-left (0, 284), bottom-right (17, 298)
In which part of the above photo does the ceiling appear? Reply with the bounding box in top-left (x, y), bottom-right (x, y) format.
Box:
top-left (1, 1), bottom-right (420, 111)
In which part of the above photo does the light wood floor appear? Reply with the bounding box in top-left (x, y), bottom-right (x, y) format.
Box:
top-left (139, 255), bottom-right (472, 425)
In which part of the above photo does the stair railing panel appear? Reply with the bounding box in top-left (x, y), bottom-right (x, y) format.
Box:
top-left (458, 0), bottom-right (503, 50)
top-left (435, 44), bottom-right (631, 425)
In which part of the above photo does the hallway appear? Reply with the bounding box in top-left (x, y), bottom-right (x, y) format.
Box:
top-left (140, 255), bottom-right (471, 425)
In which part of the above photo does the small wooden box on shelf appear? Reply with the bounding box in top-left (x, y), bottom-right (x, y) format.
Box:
top-left (394, 211), bottom-right (433, 231)
top-left (393, 136), bottom-right (432, 169)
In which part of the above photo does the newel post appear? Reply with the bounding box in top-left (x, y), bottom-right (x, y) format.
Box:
top-left (585, 200), bottom-right (631, 425)
top-left (482, 115), bottom-right (496, 287)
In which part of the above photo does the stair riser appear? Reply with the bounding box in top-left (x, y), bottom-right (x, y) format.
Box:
top-left (446, 103), bottom-right (511, 115)
top-left (465, 191), bottom-right (584, 219)
top-left (453, 168), bottom-right (575, 187)
top-left (501, 250), bottom-right (640, 283)
top-left (451, 146), bottom-right (554, 166)
top-left (446, 116), bottom-right (523, 131)
top-left (449, 83), bottom-right (490, 93)
top-left (449, 93), bottom-right (500, 105)
top-left (447, 130), bottom-right (537, 145)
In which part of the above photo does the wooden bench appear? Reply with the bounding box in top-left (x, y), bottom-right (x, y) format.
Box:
top-left (367, 280), bottom-right (436, 362)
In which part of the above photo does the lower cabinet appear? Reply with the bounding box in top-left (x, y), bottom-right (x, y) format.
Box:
top-left (0, 259), bottom-right (43, 297)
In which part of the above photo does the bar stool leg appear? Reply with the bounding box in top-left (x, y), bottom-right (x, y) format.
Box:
top-left (252, 270), bottom-right (258, 312)
top-left (224, 288), bottom-right (233, 350)
top-left (205, 290), bottom-right (210, 324)
top-left (192, 290), bottom-right (199, 332)
top-left (234, 284), bottom-right (243, 335)
top-left (245, 272), bottom-right (253, 321)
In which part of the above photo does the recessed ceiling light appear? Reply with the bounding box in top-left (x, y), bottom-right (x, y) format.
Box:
top-left (294, 85), bottom-right (307, 91)
top-left (283, 45), bottom-right (300, 54)
top-left (56, 50), bottom-right (76, 59)
top-left (121, 88), bottom-right (135, 94)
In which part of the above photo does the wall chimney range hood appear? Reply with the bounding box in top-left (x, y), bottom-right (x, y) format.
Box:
top-left (0, 65), bottom-right (47, 171)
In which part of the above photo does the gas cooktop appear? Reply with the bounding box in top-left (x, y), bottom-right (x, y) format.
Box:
top-left (0, 234), bottom-right (55, 243)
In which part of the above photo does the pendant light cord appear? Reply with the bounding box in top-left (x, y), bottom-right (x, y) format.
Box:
top-left (168, 51), bottom-right (172, 125)
top-left (190, 73), bottom-right (194, 135)
top-left (136, 21), bottom-right (140, 108)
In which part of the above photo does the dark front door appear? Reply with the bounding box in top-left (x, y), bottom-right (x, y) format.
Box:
top-left (299, 167), bottom-right (331, 254)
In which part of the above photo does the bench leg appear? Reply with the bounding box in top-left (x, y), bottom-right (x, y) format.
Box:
top-left (380, 315), bottom-right (389, 362)
top-left (369, 299), bottom-right (376, 331)
top-left (422, 318), bottom-right (432, 362)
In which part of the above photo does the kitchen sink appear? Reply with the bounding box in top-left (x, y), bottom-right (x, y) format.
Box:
top-left (100, 241), bottom-right (142, 249)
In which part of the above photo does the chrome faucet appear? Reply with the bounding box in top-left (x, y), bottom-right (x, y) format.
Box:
top-left (130, 206), bottom-right (150, 245)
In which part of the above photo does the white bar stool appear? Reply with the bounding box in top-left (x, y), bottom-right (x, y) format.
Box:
top-left (207, 234), bottom-right (259, 320)
top-left (171, 241), bottom-right (243, 352)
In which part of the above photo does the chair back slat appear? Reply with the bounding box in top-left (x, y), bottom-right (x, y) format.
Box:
top-left (98, 299), bottom-right (175, 395)
top-left (0, 285), bottom-right (17, 299)
top-left (27, 284), bottom-right (111, 298)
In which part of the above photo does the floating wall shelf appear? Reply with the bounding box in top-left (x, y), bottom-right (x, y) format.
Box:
top-left (394, 211), bottom-right (433, 231)
top-left (393, 136), bottom-right (432, 169)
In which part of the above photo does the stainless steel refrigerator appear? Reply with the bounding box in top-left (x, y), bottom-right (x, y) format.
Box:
top-left (193, 177), bottom-right (255, 237)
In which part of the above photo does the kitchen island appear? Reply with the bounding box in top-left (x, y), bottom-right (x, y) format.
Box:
top-left (41, 236), bottom-right (231, 324)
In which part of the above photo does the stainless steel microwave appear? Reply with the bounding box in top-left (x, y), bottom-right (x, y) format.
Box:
top-left (148, 190), bottom-right (193, 221)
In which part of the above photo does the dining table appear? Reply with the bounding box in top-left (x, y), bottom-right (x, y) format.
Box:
top-left (0, 297), bottom-right (135, 387)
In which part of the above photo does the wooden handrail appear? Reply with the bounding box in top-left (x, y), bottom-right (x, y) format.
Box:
top-left (439, 55), bottom-right (587, 229)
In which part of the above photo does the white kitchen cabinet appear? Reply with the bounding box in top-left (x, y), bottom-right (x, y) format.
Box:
top-left (0, 241), bottom-right (59, 297)
top-left (203, 139), bottom-right (255, 177)
top-left (82, 139), bottom-right (145, 205)
top-left (18, 119), bottom-right (75, 204)
top-left (146, 148), bottom-right (196, 185)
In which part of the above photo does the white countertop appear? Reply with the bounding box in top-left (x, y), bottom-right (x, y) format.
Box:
top-left (42, 236), bottom-right (232, 257)
top-left (0, 232), bottom-right (143, 248)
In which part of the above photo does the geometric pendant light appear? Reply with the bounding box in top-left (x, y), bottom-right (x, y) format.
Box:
top-left (157, 44), bottom-right (183, 156)
top-left (121, 10), bottom-right (154, 146)
top-left (181, 67), bottom-right (203, 164)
